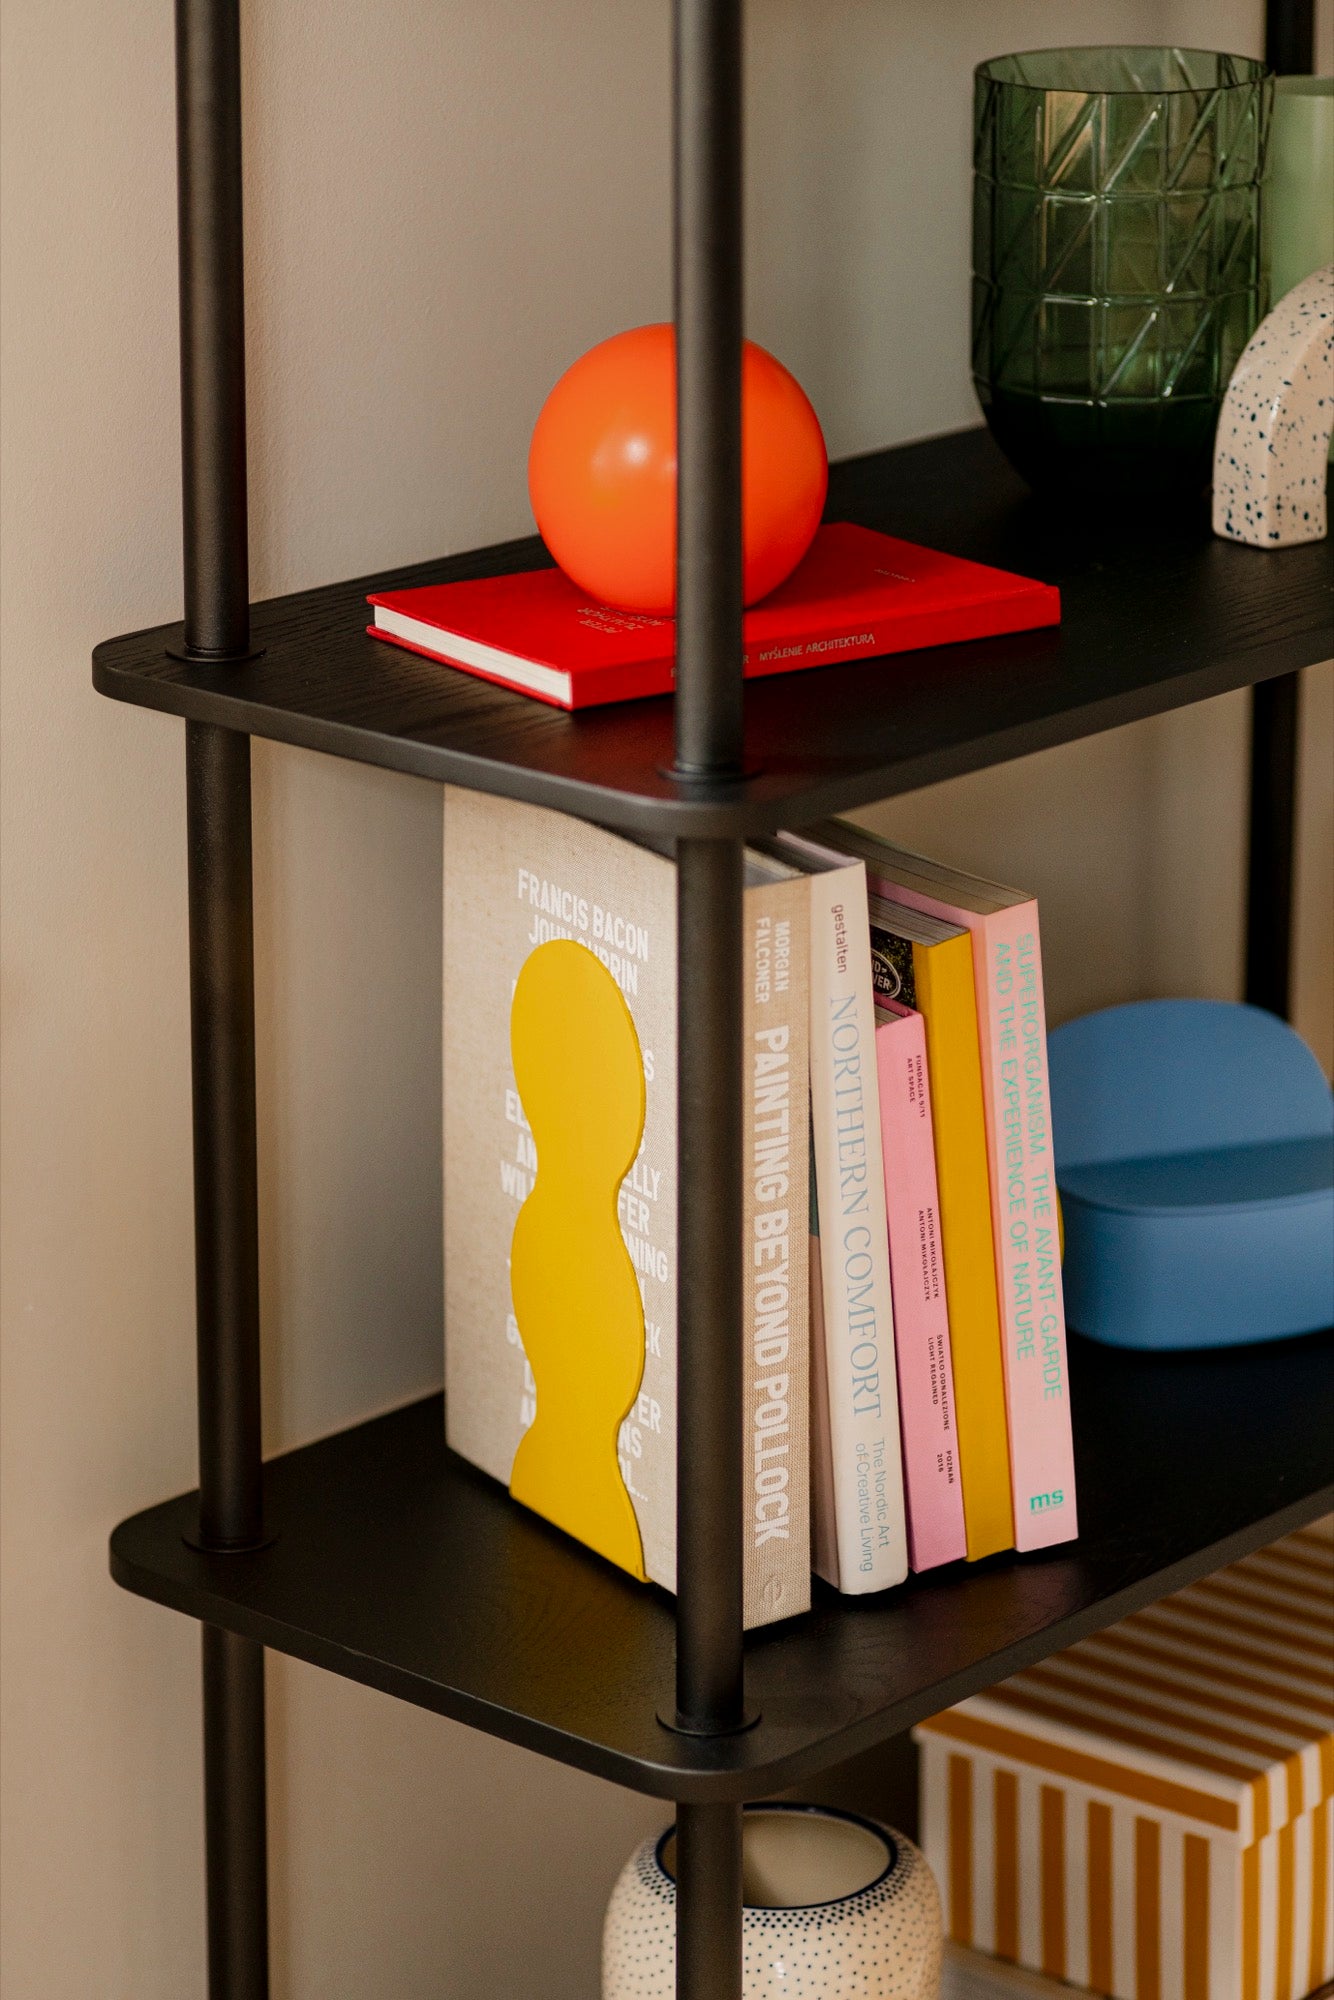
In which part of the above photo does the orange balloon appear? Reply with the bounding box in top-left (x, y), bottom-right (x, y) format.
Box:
top-left (528, 323), bottom-right (827, 615)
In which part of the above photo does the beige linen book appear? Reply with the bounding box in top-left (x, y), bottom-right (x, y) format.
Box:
top-left (740, 852), bottom-right (811, 1625)
top-left (443, 788), bottom-right (809, 1626)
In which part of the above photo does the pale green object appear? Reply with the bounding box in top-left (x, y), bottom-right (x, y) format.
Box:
top-left (1269, 75), bottom-right (1334, 460)
top-left (1269, 77), bottom-right (1334, 303)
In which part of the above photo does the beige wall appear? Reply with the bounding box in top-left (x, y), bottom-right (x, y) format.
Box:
top-left (2, 2), bottom-right (1329, 1996)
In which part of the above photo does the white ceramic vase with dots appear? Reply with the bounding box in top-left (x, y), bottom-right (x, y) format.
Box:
top-left (602, 1804), bottom-right (943, 1998)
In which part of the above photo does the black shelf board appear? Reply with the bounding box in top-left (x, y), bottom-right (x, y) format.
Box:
top-left (111, 1328), bottom-right (1334, 1803)
top-left (93, 428), bottom-right (1333, 837)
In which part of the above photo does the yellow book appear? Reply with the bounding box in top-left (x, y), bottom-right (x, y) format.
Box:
top-left (867, 894), bottom-right (1015, 1560)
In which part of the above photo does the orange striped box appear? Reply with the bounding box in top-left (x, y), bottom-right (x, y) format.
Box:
top-left (915, 1519), bottom-right (1334, 2000)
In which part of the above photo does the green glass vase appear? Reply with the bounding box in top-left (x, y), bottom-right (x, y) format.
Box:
top-left (972, 47), bottom-right (1272, 497)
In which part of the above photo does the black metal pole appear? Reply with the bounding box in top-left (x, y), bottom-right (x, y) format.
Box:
top-left (202, 1626), bottom-right (269, 2000)
top-left (672, 1), bottom-right (746, 1995)
top-left (1244, 674), bottom-right (1300, 1018)
top-left (187, 720), bottom-right (263, 1550)
top-left (1264, 0), bottom-right (1315, 72)
top-left (176, 0), bottom-right (250, 659)
top-left (1245, 11), bottom-right (1315, 1019)
top-left (675, 838), bottom-right (746, 1740)
top-left (175, 7), bottom-right (268, 1997)
top-left (675, 1804), bottom-right (745, 1999)
top-left (671, 0), bottom-right (746, 1731)
top-left (673, 0), bottom-right (744, 780)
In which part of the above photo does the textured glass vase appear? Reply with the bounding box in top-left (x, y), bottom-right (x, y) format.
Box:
top-left (972, 47), bottom-right (1272, 496)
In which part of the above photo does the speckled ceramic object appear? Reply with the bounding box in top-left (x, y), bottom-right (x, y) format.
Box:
top-left (602, 1805), bottom-right (943, 1998)
top-left (1212, 265), bottom-right (1334, 546)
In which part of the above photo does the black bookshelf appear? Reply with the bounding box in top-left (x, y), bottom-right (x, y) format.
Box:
top-left (95, 427), bottom-right (1332, 839)
top-left (96, 0), bottom-right (1331, 1993)
top-left (112, 1330), bottom-right (1333, 1802)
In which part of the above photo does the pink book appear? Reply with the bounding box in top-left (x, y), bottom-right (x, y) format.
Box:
top-left (809, 822), bottom-right (1077, 1554)
top-left (875, 1001), bottom-right (967, 1571)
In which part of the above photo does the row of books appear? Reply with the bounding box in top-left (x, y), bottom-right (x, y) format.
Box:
top-left (442, 788), bottom-right (1076, 1629)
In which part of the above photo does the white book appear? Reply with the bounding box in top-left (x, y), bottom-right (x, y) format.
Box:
top-left (739, 850), bottom-right (812, 1623)
top-left (760, 838), bottom-right (908, 1593)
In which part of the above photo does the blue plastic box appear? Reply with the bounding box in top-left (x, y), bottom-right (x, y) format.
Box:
top-left (1048, 999), bottom-right (1334, 1349)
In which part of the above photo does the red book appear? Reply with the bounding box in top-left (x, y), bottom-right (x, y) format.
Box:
top-left (366, 522), bottom-right (1060, 711)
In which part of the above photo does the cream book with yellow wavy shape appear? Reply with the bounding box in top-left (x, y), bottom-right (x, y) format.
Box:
top-left (443, 787), bottom-right (809, 1627)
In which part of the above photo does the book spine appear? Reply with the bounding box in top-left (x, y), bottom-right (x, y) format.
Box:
top-left (972, 909), bottom-right (1077, 1551)
top-left (741, 876), bottom-right (811, 1625)
top-left (806, 862), bottom-right (908, 1593)
top-left (740, 589), bottom-right (1060, 687)
top-left (806, 1208), bottom-right (841, 1586)
top-left (875, 1007), bottom-right (967, 1571)
top-left (909, 931), bottom-right (1015, 1561)
top-left (368, 624), bottom-right (584, 708)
